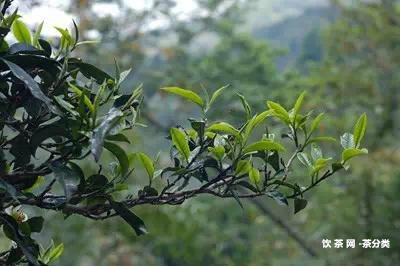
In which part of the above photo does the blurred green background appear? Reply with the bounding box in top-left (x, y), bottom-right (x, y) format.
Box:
top-left (3, 0), bottom-right (399, 265)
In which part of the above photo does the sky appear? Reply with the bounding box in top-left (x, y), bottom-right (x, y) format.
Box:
top-left (11, 0), bottom-right (199, 36)
top-left (11, 0), bottom-right (327, 36)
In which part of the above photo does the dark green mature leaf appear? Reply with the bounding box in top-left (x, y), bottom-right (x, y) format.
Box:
top-left (161, 87), bottom-right (204, 108)
top-left (294, 198), bottom-right (307, 214)
top-left (30, 124), bottom-right (69, 155)
top-left (110, 200), bottom-right (148, 236)
top-left (266, 190), bottom-right (288, 206)
top-left (2, 59), bottom-right (54, 111)
top-left (12, 19), bottom-right (32, 44)
top-left (91, 108), bottom-right (124, 161)
top-left (0, 214), bottom-right (40, 266)
top-left (69, 60), bottom-right (113, 84)
top-left (0, 178), bottom-right (17, 198)
top-left (104, 141), bottom-right (129, 176)
top-left (189, 119), bottom-right (205, 139)
top-left (26, 216), bottom-right (44, 233)
top-left (50, 162), bottom-right (79, 201)
top-left (170, 128), bottom-right (190, 161)
top-left (106, 133), bottom-right (130, 143)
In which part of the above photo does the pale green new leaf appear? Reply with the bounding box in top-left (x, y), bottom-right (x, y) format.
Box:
top-left (311, 157), bottom-right (332, 176)
top-left (309, 136), bottom-right (336, 143)
top-left (69, 83), bottom-right (95, 114)
top-left (310, 113), bottom-right (324, 134)
top-left (266, 101), bottom-right (290, 123)
top-left (353, 113), bottom-right (367, 148)
top-left (33, 21), bottom-right (43, 47)
top-left (235, 160), bottom-right (251, 176)
top-left (171, 128), bottom-right (190, 161)
top-left (341, 148), bottom-right (368, 163)
top-left (243, 110), bottom-right (273, 142)
top-left (207, 84), bottom-right (228, 110)
top-left (249, 167), bottom-right (261, 186)
top-left (138, 153), bottom-right (155, 180)
top-left (12, 19), bottom-right (32, 44)
top-left (207, 122), bottom-right (240, 139)
top-left (237, 93), bottom-right (252, 119)
top-left (242, 140), bottom-right (285, 155)
top-left (161, 87), bottom-right (204, 108)
top-left (293, 91), bottom-right (306, 118)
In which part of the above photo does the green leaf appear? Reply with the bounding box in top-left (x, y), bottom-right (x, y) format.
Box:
top-left (69, 60), bottom-right (113, 84)
top-left (293, 91), bottom-right (306, 118)
top-left (46, 243), bottom-right (64, 263)
top-left (50, 162), bottom-right (79, 202)
top-left (341, 148), bottom-right (368, 163)
top-left (242, 140), bottom-right (285, 155)
top-left (91, 108), bottom-right (124, 161)
top-left (137, 153), bottom-right (155, 180)
top-left (110, 200), bottom-right (148, 236)
top-left (236, 93), bottom-right (252, 119)
top-left (208, 145), bottom-right (225, 161)
top-left (33, 21), bottom-right (43, 47)
top-left (311, 157), bottom-right (332, 176)
top-left (266, 101), bottom-right (290, 123)
top-left (2, 59), bottom-right (54, 111)
top-left (309, 137), bottom-right (337, 143)
top-left (104, 141), bottom-right (130, 176)
top-left (310, 113), bottom-right (324, 134)
top-left (30, 124), bottom-right (69, 155)
top-left (207, 84), bottom-right (228, 110)
top-left (207, 122), bottom-right (240, 139)
top-left (266, 190), bottom-right (288, 206)
top-left (249, 167), bottom-right (261, 186)
top-left (243, 110), bottom-right (273, 142)
top-left (161, 87), bottom-right (204, 108)
top-left (310, 143), bottom-right (322, 161)
top-left (12, 19), bottom-right (32, 44)
top-left (54, 96), bottom-right (79, 116)
top-left (170, 128), bottom-right (190, 161)
top-left (106, 133), bottom-right (130, 143)
top-left (353, 113), bottom-right (367, 148)
top-left (235, 160), bottom-right (251, 176)
top-left (294, 198), bottom-right (308, 214)
top-left (69, 83), bottom-right (95, 115)
top-left (340, 133), bottom-right (355, 149)
top-left (55, 27), bottom-right (72, 45)
top-left (297, 152), bottom-right (312, 168)
top-left (26, 216), bottom-right (44, 233)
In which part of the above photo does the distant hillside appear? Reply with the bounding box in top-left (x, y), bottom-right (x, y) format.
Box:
top-left (252, 6), bottom-right (339, 69)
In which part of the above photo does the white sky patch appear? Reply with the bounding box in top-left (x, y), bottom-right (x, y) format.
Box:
top-left (11, 0), bottom-right (74, 36)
